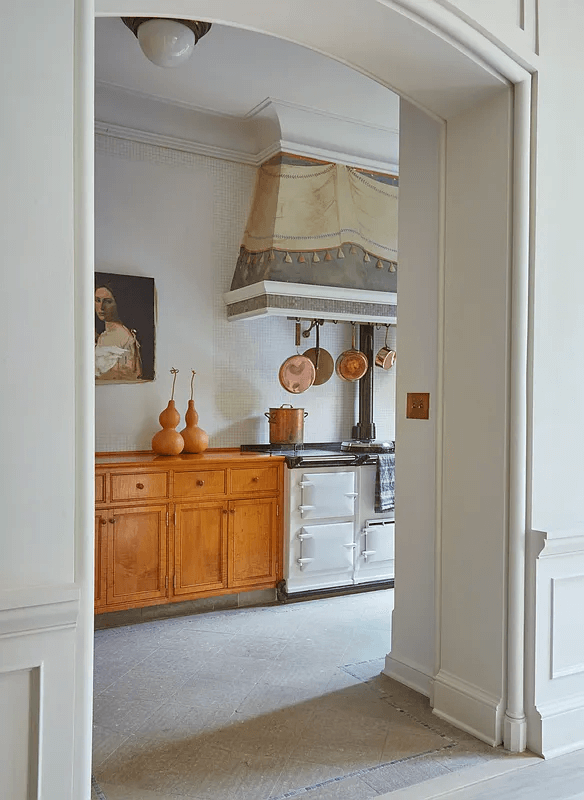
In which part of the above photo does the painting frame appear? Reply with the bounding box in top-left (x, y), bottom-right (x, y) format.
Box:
top-left (95, 271), bottom-right (156, 384)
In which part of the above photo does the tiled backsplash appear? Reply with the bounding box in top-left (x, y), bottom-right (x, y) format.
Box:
top-left (95, 134), bottom-right (396, 452)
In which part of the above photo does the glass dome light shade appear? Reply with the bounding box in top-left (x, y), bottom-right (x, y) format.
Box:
top-left (137, 19), bottom-right (196, 67)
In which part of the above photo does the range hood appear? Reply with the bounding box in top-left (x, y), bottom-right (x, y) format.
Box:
top-left (224, 154), bottom-right (398, 323)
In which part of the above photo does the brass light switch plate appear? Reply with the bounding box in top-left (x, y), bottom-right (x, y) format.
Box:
top-left (406, 392), bottom-right (430, 420)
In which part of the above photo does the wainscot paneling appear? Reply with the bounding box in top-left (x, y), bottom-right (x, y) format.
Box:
top-left (526, 529), bottom-right (584, 757)
top-left (0, 586), bottom-right (79, 798)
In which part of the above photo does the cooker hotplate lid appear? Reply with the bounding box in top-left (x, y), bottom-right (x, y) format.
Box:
top-left (341, 440), bottom-right (394, 453)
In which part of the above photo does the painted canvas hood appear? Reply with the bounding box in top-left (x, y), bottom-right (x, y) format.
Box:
top-left (224, 155), bottom-right (398, 323)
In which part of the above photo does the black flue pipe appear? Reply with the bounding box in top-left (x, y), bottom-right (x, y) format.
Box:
top-left (352, 324), bottom-right (376, 441)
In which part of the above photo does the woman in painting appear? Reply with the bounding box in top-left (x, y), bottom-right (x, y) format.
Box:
top-left (95, 281), bottom-right (143, 382)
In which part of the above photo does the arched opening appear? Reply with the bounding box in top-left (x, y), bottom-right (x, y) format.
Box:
top-left (84, 0), bottom-right (533, 790)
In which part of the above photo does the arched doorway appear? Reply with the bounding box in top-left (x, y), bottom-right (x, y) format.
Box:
top-left (87, 0), bottom-right (532, 763)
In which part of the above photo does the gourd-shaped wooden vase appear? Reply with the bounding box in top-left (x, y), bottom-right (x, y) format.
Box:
top-left (152, 368), bottom-right (185, 456)
top-left (181, 370), bottom-right (209, 454)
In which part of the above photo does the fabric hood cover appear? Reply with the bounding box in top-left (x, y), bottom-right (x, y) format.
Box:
top-left (230, 159), bottom-right (398, 293)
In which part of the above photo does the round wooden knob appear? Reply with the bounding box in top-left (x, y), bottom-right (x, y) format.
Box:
top-left (136, 482), bottom-right (144, 489)
top-left (252, 476), bottom-right (259, 482)
top-left (230, 508), bottom-right (236, 514)
top-left (99, 518), bottom-right (107, 526)
top-left (196, 479), bottom-right (205, 486)
top-left (222, 509), bottom-right (228, 515)
top-left (109, 518), bottom-right (116, 524)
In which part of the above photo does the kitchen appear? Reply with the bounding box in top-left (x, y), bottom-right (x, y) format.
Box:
top-left (93, 18), bottom-right (408, 795)
top-left (94, 19), bottom-right (399, 607)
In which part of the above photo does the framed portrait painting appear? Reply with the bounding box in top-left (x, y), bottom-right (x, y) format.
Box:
top-left (95, 272), bottom-right (156, 384)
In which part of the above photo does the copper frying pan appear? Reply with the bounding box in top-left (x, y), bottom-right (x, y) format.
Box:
top-left (336, 324), bottom-right (368, 382)
top-left (303, 321), bottom-right (334, 386)
top-left (279, 322), bottom-right (316, 393)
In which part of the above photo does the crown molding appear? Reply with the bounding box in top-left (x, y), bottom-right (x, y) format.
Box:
top-left (94, 119), bottom-right (260, 165)
top-left (245, 96), bottom-right (399, 135)
top-left (274, 140), bottom-right (399, 175)
top-left (96, 120), bottom-right (400, 174)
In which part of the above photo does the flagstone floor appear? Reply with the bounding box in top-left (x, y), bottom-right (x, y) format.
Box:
top-left (93, 590), bottom-right (526, 800)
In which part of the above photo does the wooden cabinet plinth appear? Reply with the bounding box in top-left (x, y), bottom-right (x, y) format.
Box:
top-left (95, 450), bottom-right (284, 613)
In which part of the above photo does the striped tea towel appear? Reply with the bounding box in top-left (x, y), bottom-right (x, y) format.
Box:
top-left (375, 453), bottom-right (395, 513)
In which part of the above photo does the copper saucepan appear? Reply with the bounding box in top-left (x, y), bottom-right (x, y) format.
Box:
top-left (375, 326), bottom-right (396, 370)
top-left (279, 322), bottom-right (316, 394)
top-left (336, 324), bottom-right (368, 382)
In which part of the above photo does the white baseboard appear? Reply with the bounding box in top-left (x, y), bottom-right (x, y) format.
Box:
top-left (383, 652), bottom-right (433, 698)
top-left (433, 669), bottom-right (504, 746)
top-left (534, 695), bottom-right (584, 758)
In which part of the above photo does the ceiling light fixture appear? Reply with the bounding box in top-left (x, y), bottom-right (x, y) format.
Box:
top-left (121, 17), bottom-right (212, 68)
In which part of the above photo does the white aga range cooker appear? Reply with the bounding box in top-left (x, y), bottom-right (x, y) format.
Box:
top-left (242, 442), bottom-right (395, 595)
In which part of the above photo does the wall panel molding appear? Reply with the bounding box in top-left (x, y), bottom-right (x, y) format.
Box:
top-left (551, 576), bottom-right (584, 679)
top-left (0, 590), bottom-right (79, 798)
top-left (0, 585), bottom-right (80, 638)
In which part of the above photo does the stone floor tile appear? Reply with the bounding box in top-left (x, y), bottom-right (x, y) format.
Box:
top-left (294, 775), bottom-right (379, 800)
top-left (360, 753), bottom-right (452, 794)
top-left (380, 722), bottom-right (452, 764)
top-left (93, 692), bottom-right (165, 735)
top-left (93, 590), bottom-right (514, 800)
top-left (269, 759), bottom-right (348, 798)
top-left (99, 782), bottom-right (197, 800)
top-left (92, 725), bottom-right (131, 769)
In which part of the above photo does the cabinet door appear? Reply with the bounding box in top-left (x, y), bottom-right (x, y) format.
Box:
top-left (106, 505), bottom-right (168, 606)
top-left (94, 512), bottom-right (106, 608)
top-left (174, 501), bottom-right (228, 596)
top-left (228, 497), bottom-right (278, 589)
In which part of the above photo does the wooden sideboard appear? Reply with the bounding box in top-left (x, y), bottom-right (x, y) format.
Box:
top-left (95, 450), bottom-right (285, 614)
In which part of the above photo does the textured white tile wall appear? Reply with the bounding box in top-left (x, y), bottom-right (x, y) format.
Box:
top-left (95, 134), bottom-right (395, 451)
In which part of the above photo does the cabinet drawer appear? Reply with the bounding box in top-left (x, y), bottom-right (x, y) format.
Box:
top-left (95, 474), bottom-right (106, 504)
top-left (110, 472), bottom-right (168, 502)
top-left (230, 466), bottom-right (279, 494)
top-left (173, 469), bottom-right (226, 498)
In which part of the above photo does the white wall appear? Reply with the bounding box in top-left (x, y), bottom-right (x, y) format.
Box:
top-left (385, 100), bottom-right (442, 697)
top-left (433, 88), bottom-right (512, 745)
top-left (0, 0), bottom-right (89, 797)
top-left (95, 134), bottom-right (396, 451)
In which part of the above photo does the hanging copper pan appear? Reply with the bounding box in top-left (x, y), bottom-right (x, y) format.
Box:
top-left (303, 321), bottom-right (334, 386)
top-left (375, 326), bottom-right (397, 370)
top-left (336, 324), bottom-right (369, 382)
top-left (279, 322), bottom-right (316, 394)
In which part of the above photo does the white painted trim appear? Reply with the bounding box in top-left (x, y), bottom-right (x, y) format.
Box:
top-left (535, 694), bottom-right (584, 758)
top-left (538, 530), bottom-right (584, 557)
top-left (433, 112), bottom-right (447, 693)
top-left (74, 1), bottom-right (96, 797)
top-left (95, 120), bottom-right (400, 174)
top-left (225, 280), bottom-right (397, 305)
top-left (246, 96), bottom-right (399, 134)
top-left (503, 76), bottom-right (532, 753)
top-left (224, 281), bottom-right (398, 323)
top-left (433, 669), bottom-right (504, 746)
top-left (277, 140), bottom-right (399, 176)
top-left (383, 653), bottom-right (433, 698)
top-left (95, 120), bottom-right (260, 165)
top-left (0, 587), bottom-right (79, 638)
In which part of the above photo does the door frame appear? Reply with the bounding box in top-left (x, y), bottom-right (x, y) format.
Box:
top-left (78, 5), bottom-right (536, 792)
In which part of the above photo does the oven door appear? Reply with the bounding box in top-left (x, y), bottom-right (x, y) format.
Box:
top-left (355, 518), bottom-right (395, 583)
top-left (287, 522), bottom-right (355, 593)
top-left (298, 471), bottom-right (357, 519)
